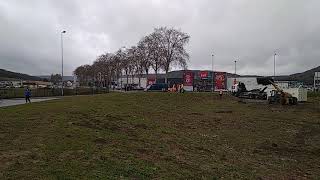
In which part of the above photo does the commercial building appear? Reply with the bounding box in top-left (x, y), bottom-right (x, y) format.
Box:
top-left (22, 81), bottom-right (52, 88)
top-left (117, 70), bottom-right (228, 91)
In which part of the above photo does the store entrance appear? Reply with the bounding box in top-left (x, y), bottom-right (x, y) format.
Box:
top-left (194, 79), bottom-right (214, 92)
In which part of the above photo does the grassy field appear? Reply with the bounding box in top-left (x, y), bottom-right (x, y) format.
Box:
top-left (0, 93), bottom-right (320, 179)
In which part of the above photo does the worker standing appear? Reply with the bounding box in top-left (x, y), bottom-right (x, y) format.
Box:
top-left (219, 89), bottom-right (223, 99)
top-left (180, 84), bottom-right (184, 93)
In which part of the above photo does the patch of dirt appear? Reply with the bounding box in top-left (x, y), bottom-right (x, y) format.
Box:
top-left (134, 124), bottom-right (148, 129)
top-left (0, 150), bottom-right (35, 170)
top-left (295, 125), bottom-right (320, 147)
top-left (73, 114), bottom-right (140, 137)
top-left (94, 137), bottom-right (107, 144)
top-left (215, 110), bottom-right (233, 114)
top-left (137, 148), bottom-right (148, 154)
top-left (74, 114), bottom-right (123, 129)
top-left (58, 150), bottom-right (86, 161)
top-left (253, 138), bottom-right (320, 159)
top-left (188, 112), bottom-right (204, 116)
top-left (75, 119), bottom-right (104, 130)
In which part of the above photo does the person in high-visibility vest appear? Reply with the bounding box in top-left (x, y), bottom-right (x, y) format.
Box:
top-left (172, 84), bottom-right (176, 92)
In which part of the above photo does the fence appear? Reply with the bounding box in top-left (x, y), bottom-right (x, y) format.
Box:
top-left (308, 91), bottom-right (320, 97)
top-left (0, 87), bottom-right (109, 99)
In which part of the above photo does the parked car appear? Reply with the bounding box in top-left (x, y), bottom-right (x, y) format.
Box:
top-left (145, 83), bottom-right (168, 92)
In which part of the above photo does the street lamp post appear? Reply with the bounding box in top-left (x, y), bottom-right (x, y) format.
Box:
top-left (61, 30), bottom-right (66, 96)
top-left (234, 60), bottom-right (237, 82)
top-left (274, 52), bottom-right (277, 80)
top-left (212, 54), bottom-right (214, 92)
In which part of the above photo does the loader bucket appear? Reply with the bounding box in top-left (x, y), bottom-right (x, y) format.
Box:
top-left (257, 77), bottom-right (274, 85)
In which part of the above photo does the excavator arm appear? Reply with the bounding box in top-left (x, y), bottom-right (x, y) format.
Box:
top-left (257, 77), bottom-right (280, 90)
top-left (257, 77), bottom-right (297, 105)
top-left (269, 81), bottom-right (284, 94)
top-left (257, 77), bottom-right (284, 94)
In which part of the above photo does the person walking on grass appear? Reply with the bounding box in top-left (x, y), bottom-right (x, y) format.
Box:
top-left (219, 89), bottom-right (223, 99)
top-left (180, 84), bottom-right (184, 93)
top-left (25, 87), bottom-right (31, 103)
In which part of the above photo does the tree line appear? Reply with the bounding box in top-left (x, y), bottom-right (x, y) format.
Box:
top-left (74, 27), bottom-right (190, 88)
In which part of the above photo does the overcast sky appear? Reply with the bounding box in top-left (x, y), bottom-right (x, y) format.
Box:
top-left (0, 0), bottom-right (319, 76)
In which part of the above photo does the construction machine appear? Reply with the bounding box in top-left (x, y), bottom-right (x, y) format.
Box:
top-left (257, 77), bottom-right (298, 105)
top-left (233, 82), bottom-right (267, 100)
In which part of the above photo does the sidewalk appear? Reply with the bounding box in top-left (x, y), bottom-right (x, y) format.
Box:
top-left (0, 97), bottom-right (58, 108)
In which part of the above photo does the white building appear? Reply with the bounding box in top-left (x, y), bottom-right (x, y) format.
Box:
top-left (0, 80), bottom-right (23, 88)
top-left (117, 76), bottom-right (148, 88)
top-left (227, 77), bottom-right (265, 91)
top-left (227, 77), bottom-right (307, 102)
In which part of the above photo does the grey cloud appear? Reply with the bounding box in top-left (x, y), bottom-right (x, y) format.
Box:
top-left (0, 0), bottom-right (319, 76)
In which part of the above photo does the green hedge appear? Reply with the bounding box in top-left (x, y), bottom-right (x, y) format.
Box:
top-left (308, 91), bottom-right (320, 97)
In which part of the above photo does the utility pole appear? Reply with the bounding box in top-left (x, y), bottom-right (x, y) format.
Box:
top-left (234, 60), bottom-right (237, 81)
top-left (61, 30), bottom-right (66, 96)
top-left (315, 72), bottom-right (319, 92)
top-left (212, 54), bottom-right (214, 92)
top-left (313, 72), bottom-right (317, 92)
top-left (274, 52), bottom-right (277, 80)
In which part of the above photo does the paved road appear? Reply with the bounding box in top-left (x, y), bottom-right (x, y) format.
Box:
top-left (0, 97), bottom-right (58, 108)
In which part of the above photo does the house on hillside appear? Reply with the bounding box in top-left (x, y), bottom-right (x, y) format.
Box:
top-left (0, 80), bottom-right (23, 88)
top-left (23, 81), bottom-right (52, 88)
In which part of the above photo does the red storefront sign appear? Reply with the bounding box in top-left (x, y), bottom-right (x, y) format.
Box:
top-left (199, 71), bottom-right (208, 79)
top-left (214, 72), bottom-right (226, 90)
top-left (183, 71), bottom-right (194, 86)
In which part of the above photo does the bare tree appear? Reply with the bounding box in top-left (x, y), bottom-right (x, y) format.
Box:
top-left (127, 47), bottom-right (138, 85)
top-left (146, 32), bottom-right (164, 81)
top-left (114, 48), bottom-right (127, 88)
top-left (74, 26), bottom-right (190, 88)
top-left (50, 74), bottom-right (62, 85)
top-left (156, 27), bottom-right (190, 83)
top-left (74, 64), bottom-right (93, 86)
top-left (137, 37), bottom-right (152, 76)
top-left (93, 53), bottom-right (114, 88)
top-left (136, 44), bottom-right (148, 87)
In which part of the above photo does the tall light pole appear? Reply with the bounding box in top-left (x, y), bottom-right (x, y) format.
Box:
top-left (234, 60), bottom-right (237, 82)
top-left (61, 30), bottom-right (66, 96)
top-left (273, 52), bottom-right (277, 80)
top-left (212, 54), bottom-right (214, 92)
top-left (120, 46), bottom-right (126, 90)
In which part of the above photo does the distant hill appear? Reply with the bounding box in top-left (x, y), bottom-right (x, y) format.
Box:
top-left (38, 75), bottom-right (74, 81)
top-left (289, 66), bottom-right (320, 85)
top-left (274, 66), bottom-right (320, 85)
top-left (0, 69), bottom-right (42, 81)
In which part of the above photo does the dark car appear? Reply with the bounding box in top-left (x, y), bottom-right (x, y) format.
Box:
top-left (145, 83), bottom-right (168, 92)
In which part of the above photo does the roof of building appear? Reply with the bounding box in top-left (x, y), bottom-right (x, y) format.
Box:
top-left (120, 70), bottom-right (229, 79)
